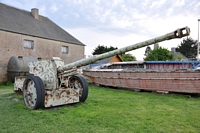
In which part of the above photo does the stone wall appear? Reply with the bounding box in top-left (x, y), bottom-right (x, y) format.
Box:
top-left (0, 30), bottom-right (84, 83)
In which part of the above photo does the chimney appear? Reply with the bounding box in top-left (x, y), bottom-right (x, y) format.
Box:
top-left (31, 8), bottom-right (39, 19)
top-left (171, 47), bottom-right (176, 52)
top-left (154, 43), bottom-right (159, 49)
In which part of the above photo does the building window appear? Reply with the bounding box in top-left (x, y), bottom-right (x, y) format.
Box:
top-left (24, 40), bottom-right (34, 49)
top-left (61, 46), bottom-right (69, 54)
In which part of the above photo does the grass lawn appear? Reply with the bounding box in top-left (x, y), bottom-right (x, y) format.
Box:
top-left (0, 84), bottom-right (200, 133)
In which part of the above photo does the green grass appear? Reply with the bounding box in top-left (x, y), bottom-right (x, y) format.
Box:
top-left (0, 84), bottom-right (200, 133)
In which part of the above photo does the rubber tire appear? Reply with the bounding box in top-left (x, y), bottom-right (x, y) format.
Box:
top-left (69, 75), bottom-right (88, 102)
top-left (36, 76), bottom-right (45, 108)
top-left (23, 76), bottom-right (45, 110)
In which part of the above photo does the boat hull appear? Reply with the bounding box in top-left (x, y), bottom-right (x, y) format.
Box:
top-left (83, 69), bottom-right (200, 94)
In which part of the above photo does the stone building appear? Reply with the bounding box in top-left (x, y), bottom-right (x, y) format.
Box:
top-left (0, 3), bottom-right (85, 83)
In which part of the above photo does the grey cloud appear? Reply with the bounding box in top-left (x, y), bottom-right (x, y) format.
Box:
top-left (2, 0), bottom-right (200, 36)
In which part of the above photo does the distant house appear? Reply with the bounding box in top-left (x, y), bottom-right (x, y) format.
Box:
top-left (170, 47), bottom-right (188, 61)
top-left (89, 55), bottom-right (123, 68)
top-left (0, 3), bottom-right (85, 83)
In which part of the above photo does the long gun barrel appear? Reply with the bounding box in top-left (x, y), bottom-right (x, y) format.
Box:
top-left (58, 26), bottom-right (190, 73)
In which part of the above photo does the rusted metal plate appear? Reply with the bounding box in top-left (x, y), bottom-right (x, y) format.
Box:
top-left (146, 63), bottom-right (194, 69)
top-left (14, 76), bottom-right (26, 92)
top-left (45, 88), bottom-right (79, 107)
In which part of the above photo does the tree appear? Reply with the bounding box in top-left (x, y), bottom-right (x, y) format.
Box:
top-left (121, 53), bottom-right (137, 61)
top-left (144, 46), bottom-right (174, 61)
top-left (175, 37), bottom-right (197, 59)
top-left (177, 53), bottom-right (183, 61)
top-left (92, 45), bottom-right (118, 55)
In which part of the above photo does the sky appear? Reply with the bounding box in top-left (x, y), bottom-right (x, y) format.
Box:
top-left (1, 0), bottom-right (200, 60)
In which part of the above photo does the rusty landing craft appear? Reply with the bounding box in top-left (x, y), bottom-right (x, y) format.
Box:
top-left (83, 61), bottom-right (200, 94)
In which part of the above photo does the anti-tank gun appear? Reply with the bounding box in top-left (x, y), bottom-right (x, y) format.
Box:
top-left (14, 26), bottom-right (190, 109)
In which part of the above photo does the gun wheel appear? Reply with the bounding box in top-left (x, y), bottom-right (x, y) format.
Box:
top-left (69, 75), bottom-right (88, 102)
top-left (23, 76), bottom-right (45, 110)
